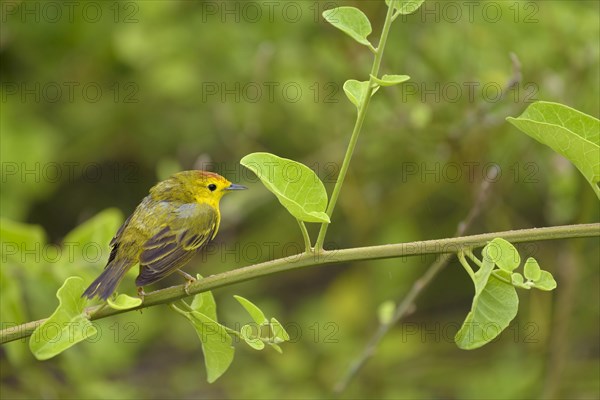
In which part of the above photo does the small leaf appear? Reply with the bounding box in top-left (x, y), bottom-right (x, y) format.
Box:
top-left (190, 274), bottom-right (217, 321)
top-left (507, 101), bottom-right (600, 199)
top-left (523, 258), bottom-right (542, 281)
top-left (533, 270), bottom-right (557, 291)
top-left (511, 272), bottom-right (527, 288)
top-left (240, 153), bottom-right (330, 223)
top-left (322, 7), bottom-right (372, 47)
top-left (455, 275), bottom-right (519, 350)
top-left (234, 295), bottom-right (268, 325)
top-left (107, 294), bottom-right (142, 310)
top-left (30, 277), bottom-right (97, 360)
top-left (377, 300), bottom-right (396, 325)
top-left (270, 317), bottom-right (290, 343)
top-left (386, 0), bottom-right (425, 15)
top-left (370, 74), bottom-right (411, 87)
top-left (343, 79), bottom-right (380, 108)
top-left (177, 310), bottom-right (234, 383)
top-left (268, 343), bottom-right (283, 354)
top-left (483, 238), bottom-right (520, 272)
top-left (240, 324), bottom-right (265, 350)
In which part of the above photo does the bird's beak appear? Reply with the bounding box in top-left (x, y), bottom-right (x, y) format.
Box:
top-left (225, 183), bottom-right (247, 191)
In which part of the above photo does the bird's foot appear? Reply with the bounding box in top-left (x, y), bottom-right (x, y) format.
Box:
top-left (177, 270), bottom-right (197, 295)
top-left (137, 286), bottom-right (146, 301)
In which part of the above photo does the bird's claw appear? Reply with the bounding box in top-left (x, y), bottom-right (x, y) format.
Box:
top-left (137, 287), bottom-right (146, 301)
top-left (184, 280), bottom-right (193, 295)
top-left (177, 270), bottom-right (197, 295)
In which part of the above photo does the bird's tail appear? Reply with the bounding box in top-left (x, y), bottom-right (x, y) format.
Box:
top-left (82, 260), bottom-right (131, 300)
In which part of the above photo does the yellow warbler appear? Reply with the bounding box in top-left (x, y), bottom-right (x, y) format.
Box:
top-left (82, 170), bottom-right (246, 300)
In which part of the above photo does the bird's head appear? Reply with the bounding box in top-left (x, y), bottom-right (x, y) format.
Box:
top-left (150, 170), bottom-right (246, 207)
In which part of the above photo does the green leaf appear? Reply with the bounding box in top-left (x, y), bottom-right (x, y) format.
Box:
top-left (386, 0), bottom-right (425, 15)
top-left (268, 343), bottom-right (283, 354)
top-left (473, 249), bottom-right (495, 294)
top-left (177, 310), bottom-right (234, 383)
top-left (240, 153), bottom-right (330, 223)
top-left (533, 270), bottom-right (557, 291)
top-left (190, 274), bottom-right (217, 321)
top-left (322, 7), bottom-right (372, 47)
top-left (523, 258), bottom-right (542, 281)
top-left (370, 74), bottom-right (411, 87)
top-left (107, 294), bottom-right (142, 310)
top-left (270, 317), bottom-right (290, 343)
top-left (507, 101), bottom-right (600, 199)
top-left (377, 300), bottom-right (396, 325)
top-left (234, 295), bottom-right (268, 325)
top-left (511, 272), bottom-right (527, 288)
top-left (240, 324), bottom-right (265, 350)
top-left (483, 238), bottom-right (520, 273)
top-left (343, 80), bottom-right (380, 109)
top-left (455, 275), bottom-right (519, 350)
top-left (29, 277), bottom-right (97, 360)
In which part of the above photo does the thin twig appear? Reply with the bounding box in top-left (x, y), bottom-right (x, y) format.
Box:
top-left (333, 178), bottom-right (493, 393)
top-left (315, 3), bottom-right (397, 250)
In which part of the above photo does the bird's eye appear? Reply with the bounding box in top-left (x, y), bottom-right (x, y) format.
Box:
top-left (208, 183), bottom-right (217, 191)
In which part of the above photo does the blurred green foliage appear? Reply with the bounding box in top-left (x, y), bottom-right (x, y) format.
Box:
top-left (1, 1), bottom-right (598, 398)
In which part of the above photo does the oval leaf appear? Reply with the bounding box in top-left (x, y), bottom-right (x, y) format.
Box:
top-left (483, 238), bottom-right (520, 272)
top-left (343, 79), bottom-right (380, 109)
top-left (234, 295), bottom-right (268, 325)
top-left (511, 272), bottom-right (526, 288)
top-left (177, 310), bottom-right (234, 383)
top-left (523, 258), bottom-right (542, 281)
top-left (322, 7), bottom-right (372, 47)
top-left (29, 277), bottom-right (97, 360)
top-left (455, 275), bottom-right (519, 350)
top-left (240, 324), bottom-right (265, 350)
top-left (268, 343), bottom-right (283, 354)
top-left (270, 317), bottom-right (290, 343)
top-left (370, 74), bottom-right (411, 87)
top-left (533, 270), bottom-right (557, 291)
top-left (507, 101), bottom-right (600, 199)
top-left (240, 153), bottom-right (330, 223)
top-left (107, 294), bottom-right (142, 310)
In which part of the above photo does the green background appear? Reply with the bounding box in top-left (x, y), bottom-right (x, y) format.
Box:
top-left (1, 1), bottom-right (598, 398)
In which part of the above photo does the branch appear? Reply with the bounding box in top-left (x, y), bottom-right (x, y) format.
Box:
top-left (315, 3), bottom-right (397, 250)
top-left (1, 223), bottom-right (598, 344)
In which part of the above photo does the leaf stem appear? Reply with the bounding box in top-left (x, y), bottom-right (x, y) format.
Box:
top-left (2, 223), bottom-right (597, 345)
top-left (465, 249), bottom-right (484, 269)
top-left (457, 251), bottom-right (476, 282)
top-left (296, 219), bottom-right (312, 252)
top-left (315, 4), bottom-right (396, 250)
top-left (491, 270), bottom-right (513, 285)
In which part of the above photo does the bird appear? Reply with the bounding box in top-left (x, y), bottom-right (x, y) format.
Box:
top-left (82, 170), bottom-right (246, 300)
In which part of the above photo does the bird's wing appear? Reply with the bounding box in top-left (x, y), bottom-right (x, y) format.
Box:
top-left (105, 214), bottom-right (132, 266)
top-left (135, 202), bottom-right (218, 286)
